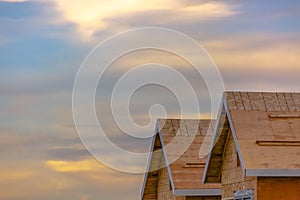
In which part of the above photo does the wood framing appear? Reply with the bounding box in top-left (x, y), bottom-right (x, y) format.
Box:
top-left (141, 119), bottom-right (221, 200)
top-left (203, 91), bottom-right (300, 200)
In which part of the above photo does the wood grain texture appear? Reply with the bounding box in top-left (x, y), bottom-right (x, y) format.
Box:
top-left (142, 119), bottom-right (221, 200)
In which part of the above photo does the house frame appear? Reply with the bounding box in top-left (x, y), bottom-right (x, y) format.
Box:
top-left (141, 119), bottom-right (221, 200)
top-left (203, 91), bottom-right (300, 200)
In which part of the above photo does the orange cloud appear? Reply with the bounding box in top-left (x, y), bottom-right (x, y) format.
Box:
top-left (205, 36), bottom-right (300, 70)
top-left (53, 1), bottom-right (236, 40)
top-left (46, 159), bottom-right (104, 172)
top-left (0, 171), bottom-right (34, 182)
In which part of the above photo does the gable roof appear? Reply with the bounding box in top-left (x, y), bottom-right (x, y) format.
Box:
top-left (203, 91), bottom-right (300, 183)
top-left (141, 119), bottom-right (221, 199)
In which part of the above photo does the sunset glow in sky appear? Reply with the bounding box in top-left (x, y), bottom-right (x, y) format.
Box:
top-left (1, 0), bottom-right (300, 199)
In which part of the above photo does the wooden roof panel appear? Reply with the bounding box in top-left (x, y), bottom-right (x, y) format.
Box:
top-left (158, 119), bottom-right (220, 190)
top-left (204, 91), bottom-right (300, 183)
top-left (292, 93), bottom-right (300, 111)
top-left (225, 91), bottom-right (300, 171)
top-left (230, 109), bottom-right (300, 170)
top-left (225, 91), bottom-right (300, 112)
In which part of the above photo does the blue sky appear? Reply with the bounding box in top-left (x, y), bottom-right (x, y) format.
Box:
top-left (0, 0), bottom-right (300, 199)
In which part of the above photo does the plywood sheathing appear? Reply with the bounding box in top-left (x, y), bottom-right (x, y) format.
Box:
top-left (225, 91), bottom-right (300, 170)
top-left (230, 110), bottom-right (300, 170)
top-left (158, 119), bottom-right (220, 190)
top-left (204, 91), bottom-right (300, 184)
top-left (221, 133), bottom-right (257, 199)
top-left (225, 91), bottom-right (300, 112)
top-left (157, 167), bottom-right (174, 199)
top-left (142, 119), bottom-right (221, 200)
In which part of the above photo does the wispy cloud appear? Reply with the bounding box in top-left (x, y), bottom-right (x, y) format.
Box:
top-left (46, 159), bottom-right (104, 172)
top-left (1, 1), bottom-right (300, 199)
top-left (0, 0), bottom-right (28, 2)
top-left (53, 0), bottom-right (237, 40)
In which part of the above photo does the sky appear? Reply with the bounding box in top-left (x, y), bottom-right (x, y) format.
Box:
top-left (1, 0), bottom-right (300, 199)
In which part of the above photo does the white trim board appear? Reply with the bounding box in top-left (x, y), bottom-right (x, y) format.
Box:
top-left (245, 169), bottom-right (300, 177)
top-left (174, 188), bottom-right (222, 196)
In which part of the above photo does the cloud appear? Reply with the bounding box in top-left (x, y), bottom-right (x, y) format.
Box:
top-left (203, 33), bottom-right (300, 70)
top-left (0, 0), bottom-right (28, 2)
top-left (53, 0), bottom-right (236, 40)
top-left (181, 2), bottom-right (236, 17)
top-left (0, 1), bottom-right (299, 199)
top-left (46, 159), bottom-right (105, 172)
top-left (0, 170), bottom-right (34, 182)
top-left (201, 33), bottom-right (300, 91)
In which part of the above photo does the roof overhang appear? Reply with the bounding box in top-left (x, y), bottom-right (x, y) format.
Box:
top-left (245, 169), bottom-right (300, 177)
top-left (174, 188), bottom-right (221, 196)
top-left (139, 124), bottom-right (158, 199)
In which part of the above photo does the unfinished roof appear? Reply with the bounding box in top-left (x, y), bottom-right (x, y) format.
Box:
top-left (225, 91), bottom-right (300, 112)
top-left (141, 119), bottom-right (221, 199)
top-left (204, 91), bottom-right (300, 182)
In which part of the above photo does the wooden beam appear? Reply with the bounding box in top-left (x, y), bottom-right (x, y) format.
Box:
top-left (182, 163), bottom-right (206, 168)
top-left (269, 114), bottom-right (300, 118)
top-left (256, 140), bottom-right (300, 146)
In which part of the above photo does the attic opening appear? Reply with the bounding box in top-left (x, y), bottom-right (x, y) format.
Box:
top-left (205, 106), bottom-right (231, 183)
top-left (237, 152), bottom-right (241, 167)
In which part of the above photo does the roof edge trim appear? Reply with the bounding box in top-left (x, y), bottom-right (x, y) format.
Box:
top-left (245, 169), bottom-right (300, 177)
top-left (157, 124), bottom-right (176, 193)
top-left (139, 122), bottom-right (160, 200)
top-left (174, 188), bottom-right (222, 196)
top-left (224, 95), bottom-right (246, 175)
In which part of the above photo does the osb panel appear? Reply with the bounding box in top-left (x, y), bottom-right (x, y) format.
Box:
top-left (221, 135), bottom-right (257, 199)
top-left (159, 119), bottom-right (215, 137)
top-left (157, 119), bottom-right (220, 191)
top-left (277, 93), bottom-right (289, 112)
top-left (240, 92), bottom-right (252, 111)
top-left (257, 177), bottom-right (300, 200)
top-left (247, 92), bottom-right (266, 111)
top-left (144, 179), bottom-right (158, 195)
top-left (158, 190), bottom-right (176, 200)
top-left (143, 175), bottom-right (158, 200)
top-left (158, 119), bottom-right (174, 136)
top-left (185, 120), bottom-right (201, 135)
top-left (234, 92), bottom-right (245, 111)
top-left (225, 92), bottom-right (300, 112)
top-left (225, 92), bottom-right (237, 110)
top-left (292, 93), bottom-right (300, 111)
top-left (270, 117), bottom-right (299, 140)
top-left (262, 92), bottom-right (281, 112)
top-left (172, 119), bottom-right (182, 136)
top-left (163, 136), bottom-right (209, 144)
top-left (230, 110), bottom-right (300, 170)
top-left (144, 119), bottom-right (220, 199)
top-left (157, 167), bottom-right (173, 200)
top-left (179, 120), bottom-right (189, 136)
top-left (284, 93), bottom-right (297, 111)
